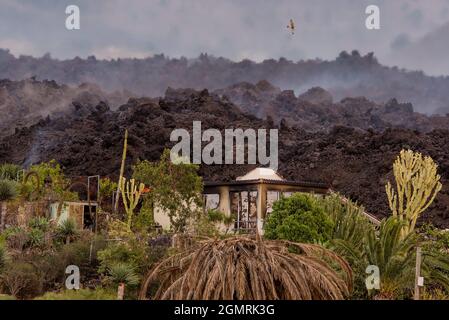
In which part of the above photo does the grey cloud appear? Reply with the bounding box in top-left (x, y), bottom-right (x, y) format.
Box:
top-left (1, 0), bottom-right (449, 75)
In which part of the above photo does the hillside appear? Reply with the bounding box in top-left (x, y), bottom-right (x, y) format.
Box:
top-left (1, 87), bottom-right (449, 227)
top-left (215, 81), bottom-right (449, 132)
top-left (2, 49), bottom-right (449, 114)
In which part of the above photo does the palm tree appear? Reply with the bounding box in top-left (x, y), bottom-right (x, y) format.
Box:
top-left (139, 236), bottom-right (352, 300)
top-left (56, 219), bottom-right (78, 244)
top-left (331, 216), bottom-right (449, 299)
top-left (107, 263), bottom-right (140, 300)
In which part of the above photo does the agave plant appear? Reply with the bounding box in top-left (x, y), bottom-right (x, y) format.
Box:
top-left (139, 236), bottom-right (352, 300)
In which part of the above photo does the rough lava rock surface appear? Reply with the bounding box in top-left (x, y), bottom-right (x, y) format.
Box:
top-left (1, 86), bottom-right (449, 227)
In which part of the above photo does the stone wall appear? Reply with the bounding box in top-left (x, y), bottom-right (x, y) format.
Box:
top-left (0, 201), bottom-right (48, 231)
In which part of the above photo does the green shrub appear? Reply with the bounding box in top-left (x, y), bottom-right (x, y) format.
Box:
top-left (0, 164), bottom-right (21, 181)
top-left (18, 183), bottom-right (34, 201)
top-left (4, 227), bottom-right (29, 251)
top-left (3, 220), bottom-right (53, 250)
top-left (97, 241), bottom-right (149, 275)
top-left (0, 243), bottom-right (7, 271)
top-left (207, 209), bottom-right (226, 222)
top-left (99, 178), bottom-right (117, 200)
top-left (264, 193), bottom-right (334, 243)
top-left (133, 199), bottom-right (155, 232)
top-left (420, 223), bottom-right (449, 250)
top-left (0, 262), bottom-right (43, 299)
top-left (0, 179), bottom-right (19, 201)
top-left (27, 228), bottom-right (46, 248)
top-left (28, 217), bottom-right (50, 232)
top-left (26, 160), bottom-right (78, 201)
top-left (35, 288), bottom-right (116, 300)
top-left (30, 236), bottom-right (105, 291)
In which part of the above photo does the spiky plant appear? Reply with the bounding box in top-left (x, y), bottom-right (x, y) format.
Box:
top-left (324, 194), bottom-right (376, 298)
top-left (139, 236), bottom-right (352, 300)
top-left (0, 164), bottom-right (21, 181)
top-left (0, 179), bottom-right (19, 201)
top-left (56, 219), bottom-right (78, 244)
top-left (28, 217), bottom-right (50, 232)
top-left (331, 216), bottom-right (449, 299)
top-left (107, 263), bottom-right (140, 287)
top-left (324, 194), bottom-right (373, 248)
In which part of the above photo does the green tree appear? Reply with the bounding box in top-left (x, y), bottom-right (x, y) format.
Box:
top-left (331, 216), bottom-right (449, 299)
top-left (99, 177), bottom-right (118, 203)
top-left (264, 193), bottom-right (334, 243)
top-left (132, 149), bottom-right (203, 233)
top-left (23, 160), bottom-right (77, 201)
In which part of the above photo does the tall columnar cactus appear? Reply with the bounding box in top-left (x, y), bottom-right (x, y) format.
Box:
top-left (119, 177), bottom-right (145, 231)
top-left (386, 149), bottom-right (442, 238)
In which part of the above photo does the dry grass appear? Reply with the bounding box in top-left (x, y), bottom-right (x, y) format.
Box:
top-left (139, 236), bottom-right (352, 300)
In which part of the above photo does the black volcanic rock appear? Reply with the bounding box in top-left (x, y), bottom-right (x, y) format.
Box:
top-left (298, 87), bottom-right (333, 105)
top-left (2, 86), bottom-right (449, 228)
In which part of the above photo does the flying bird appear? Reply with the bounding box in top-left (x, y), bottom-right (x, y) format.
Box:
top-left (287, 18), bottom-right (295, 35)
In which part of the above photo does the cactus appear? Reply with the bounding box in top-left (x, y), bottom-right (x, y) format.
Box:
top-left (386, 149), bottom-right (442, 238)
top-left (119, 177), bottom-right (145, 231)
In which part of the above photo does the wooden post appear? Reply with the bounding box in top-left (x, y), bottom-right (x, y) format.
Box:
top-left (117, 283), bottom-right (125, 300)
top-left (414, 246), bottom-right (422, 300)
top-left (114, 129), bottom-right (128, 212)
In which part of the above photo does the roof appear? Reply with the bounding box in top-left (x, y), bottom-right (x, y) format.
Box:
top-left (204, 178), bottom-right (329, 189)
top-left (205, 167), bottom-right (328, 190)
top-left (236, 168), bottom-right (284, 181)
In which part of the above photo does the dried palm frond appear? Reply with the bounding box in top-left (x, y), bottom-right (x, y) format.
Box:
top-left (139, 236), bottom-right (352, 300)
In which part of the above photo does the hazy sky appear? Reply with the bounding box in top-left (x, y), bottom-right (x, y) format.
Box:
top-left (1, 0), bottom-right (449, 75)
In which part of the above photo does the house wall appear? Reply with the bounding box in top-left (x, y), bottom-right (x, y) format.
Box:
top-left (49, 202), bottom-right (96, 229)
top-left (154, 205), bottom-right (172, 230)
top-left (153, 183), bottom-right (330, 233)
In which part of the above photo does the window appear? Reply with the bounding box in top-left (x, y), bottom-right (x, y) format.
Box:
top-left (230, 191), bottom-right (257, 233)
top-left (204, 194), bottom-right (220, 210)
top-left (266, 191), bottom-right (281, 214)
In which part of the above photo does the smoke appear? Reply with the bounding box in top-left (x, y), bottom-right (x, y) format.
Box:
top-left (0, 77), bottom-right (130, 137)
top-left (2, 49), bottom-right (449, 114)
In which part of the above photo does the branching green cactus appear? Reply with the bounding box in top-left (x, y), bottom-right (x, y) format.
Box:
top-left (386, 149), bottom-right (442, 238)
top-left (119, 177), bottom-right (145, 231)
